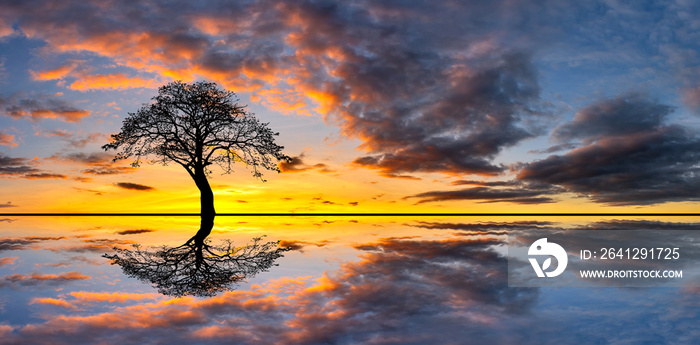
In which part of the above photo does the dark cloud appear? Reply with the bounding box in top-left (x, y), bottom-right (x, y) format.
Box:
top-left (23, 172), bottom-right (67, 179)
top-left (114, 229), bottom-right (154, 235)
top-left (0, 201), bottom-right (17, 208)
top-left (0, 236), bottom-right (66, 251)
top-left (83, 166), bottom-right (135, 175)
top-left (406, 183), bottom-right (561, 204)
top-left (451, 180), bottom-right (520, 187)
top-left (518, 94), bottom-right (700, 205)
top-left (349, 52), bottom-right (543, 177)
top-left (278, 153), bottom-right (331, 173)
top-left (0, 154), bottom-right (39, 176)
top-left (0, 154), bottom-right (70, 179)
top-left (412, 220), bottom-right (555, 233)
top-left (552, 93), bottom-right (673, 143)
top-left (572, 219), bottom-right (700, 231)
top-left (279, 239), bottom-right (331, 252)
top-left (114, 182), bottom-right (155, 191)
top-left (0, 94), bottom-right (90, 122)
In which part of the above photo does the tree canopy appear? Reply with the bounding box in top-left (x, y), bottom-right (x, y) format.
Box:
top-left (103, 80), bottom-right (290, 180)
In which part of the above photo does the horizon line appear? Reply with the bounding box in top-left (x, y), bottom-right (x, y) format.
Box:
top-left (1, 212), bottom-right (700, 217)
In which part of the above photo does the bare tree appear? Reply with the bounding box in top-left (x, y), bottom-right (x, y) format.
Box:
top-left (104, 235), bottom-right (290, 297)
top-left (102, 80), bottom-right (291, 218)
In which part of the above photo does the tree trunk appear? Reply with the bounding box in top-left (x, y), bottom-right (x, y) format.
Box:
top-left (192, 166), bottom-right (215, 251)
top-left (193, 166), bottom-right (216, 217)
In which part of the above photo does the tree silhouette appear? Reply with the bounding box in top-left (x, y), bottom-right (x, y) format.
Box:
top-left (102, 80), bottom-right (291, 217)
top-left (103, 230), bottom-right (290, 297)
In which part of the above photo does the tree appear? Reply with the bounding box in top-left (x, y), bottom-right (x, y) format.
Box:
top-left (102, 81), bottom-right (290, 218)
top-left (103, 234), bottom-right (290, 297)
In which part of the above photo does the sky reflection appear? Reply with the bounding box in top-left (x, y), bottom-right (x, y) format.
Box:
top-left (0, 216), bottom-right (698, 344)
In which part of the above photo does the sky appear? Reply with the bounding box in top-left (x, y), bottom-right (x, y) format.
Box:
top-left (1, 0), bottom-right (700, 213)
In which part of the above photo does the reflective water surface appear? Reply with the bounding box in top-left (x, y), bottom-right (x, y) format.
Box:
top-left (0, 216), bottom-right (698, 344)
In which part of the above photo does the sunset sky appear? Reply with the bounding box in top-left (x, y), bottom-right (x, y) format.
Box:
top-left (1, 0), bottom-right (700, 213)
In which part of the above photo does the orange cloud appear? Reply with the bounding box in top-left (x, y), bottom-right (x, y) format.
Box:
top-left (69, 73), bottom-right (159, 91)
top-left (0, 257), bottom-right (17, 266)
top-left (69, 291), bottom-right (160, 303)
top-left (30, 64), bottom-right (75, 81)
top-left (0, 131), bottom-right (17, 147)
top-left (7, 108), bottom-right (90, 123)
top-left (2, 272), bottom-right (91, 287)
top-left (30, 297), bottom-right (77, 309)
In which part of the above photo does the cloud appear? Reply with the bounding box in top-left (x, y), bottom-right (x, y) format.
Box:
top-left (450, 180), bottom-right (521, 187)
top-left (0, 94), bottom-right (90, 122)
top-left (23, 172), bottom-right (67, 179)
top-left (49, 152), bottom-right (114, 165)
top-left (0, 0), bottom-right (554, 179)
top-left (278, 239), bottom-right (331, 252)
top-left (0, 154), bottom-right (69, 180)
top-left (0, 130), bottom-right (17, 147)
top-left (30, 298), bottom-right (77, 310)
top-left (551, 93), bottom-right (673, 143)
top-left (572, 219), bottom-right (700, 231)
top-left (412, 220), bottom-right (555, 233)
top-left (114, 229), bottom-right (154, 235)
top-left (68, 73), bottom-right (159, 91)
top-left (0, 154), bottom-right (39, 176)
top-left (405, 183), bottom-right (561, 204)
top-left (347, 52), bottom-right (543, 177)
top-left (0, 201), bottom-right (17, 208)
top-left (0, 271), bottom-right (90, 287)
top-left (48, 152), bottom-right (135, 175)
top-left (278, 153), bottom-right (331, 173)
top-left (114, 182), bottom-right (155, 191)
top-left (0, 236), bottom-right (65, 251)
top-left (52, 238), bottom-right (136, 253)
top-left (38, 130), bottom-right (105, 149)
top-left (68, 291), bottom-right (160, 303)
top-left (0, 257), bottom-right (17, 266)
top-left (518, 93), bottom-right (700, 205)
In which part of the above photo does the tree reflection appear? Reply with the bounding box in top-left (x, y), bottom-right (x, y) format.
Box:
top-left (103, 215), bottom-right (290, 297)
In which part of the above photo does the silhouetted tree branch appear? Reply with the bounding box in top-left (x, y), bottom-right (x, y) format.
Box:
top-left (103, 234), bottom-right (290, 297)
top-left (102, 80), bottom-right (291, 216)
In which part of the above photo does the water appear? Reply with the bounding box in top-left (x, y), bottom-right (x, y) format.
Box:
top-left (0, 216), bottom-right (698, 344)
